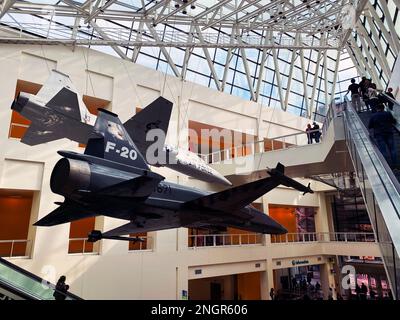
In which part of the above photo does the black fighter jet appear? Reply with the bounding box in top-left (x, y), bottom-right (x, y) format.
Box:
top-left (34, 108), bottom-right (313, 240)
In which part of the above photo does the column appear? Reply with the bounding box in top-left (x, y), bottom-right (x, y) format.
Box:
top-left (260, 259), bottom-right (275, 300)
top-left (176, 266), bottom-right (189, 300)
top-left (320, 262), bottom-right (337, 300)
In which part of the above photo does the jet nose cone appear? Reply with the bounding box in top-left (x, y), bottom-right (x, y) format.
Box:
top-left (208, 168), bottom-right (232, 186)
top-left (220, 176), bottom-right (232, 186)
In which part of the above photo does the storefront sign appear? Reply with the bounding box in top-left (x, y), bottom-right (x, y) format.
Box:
top-left (291, 259), bottom-right (309, 266)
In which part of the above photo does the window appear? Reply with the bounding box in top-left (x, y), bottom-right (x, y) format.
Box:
top-left (9, 80), bottom-right (42, 139)
top-left (0, 190), bottom-right (34, 258)
top-left (68, 217), bottom-right (97, 254)
top-left (128, 233), bottom-right (149, 251)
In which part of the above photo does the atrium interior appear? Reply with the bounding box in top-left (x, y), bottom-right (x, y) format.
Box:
top-left (0, 0), bottom-right (399, 301)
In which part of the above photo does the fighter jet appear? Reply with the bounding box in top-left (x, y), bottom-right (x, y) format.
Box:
top-left (34, 108), bottom-right (314, 239)
top-left (11, 70), bottom-right (231, 186)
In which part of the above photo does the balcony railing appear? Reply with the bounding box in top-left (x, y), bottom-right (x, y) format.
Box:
top-left (271, 232), bottom-right (376, 244)
top-left (67, 236), bottom-right (154, 254)
top-left (0, 240), bottom-right (32, 258)
top-left (197, 129), bottom-right (323, 164)
top-left (128, 236), bottom-right (153, 251)
top-left (188, 233), bottom-right (263, 248)
top-left (68, 238), bottom-right (99, 255)
top-left (188, 232), bottom-right (376, 248)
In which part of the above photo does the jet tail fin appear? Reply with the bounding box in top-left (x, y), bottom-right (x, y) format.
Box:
top-left (84, 108), bottom-right (150, 170)
top-left (124, 96), bottom-right (173, 157)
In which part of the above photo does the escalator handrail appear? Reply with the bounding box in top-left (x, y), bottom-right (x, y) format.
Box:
top-left (381, 92), bottom-right (400, 132)
top-left (346, 103), bottom-right (400, 196)
top-left (381, 92), bottom-right (398, 106)
top-left (0, 256), bottom-right (82, 300)
top-left (343, 98), bottom-right (400, 246)
top-left (343, 97), bottom-right (400, 209)
top-left (0, 278), bottom-right (41, 300)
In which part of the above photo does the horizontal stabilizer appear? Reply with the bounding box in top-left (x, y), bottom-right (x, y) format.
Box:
top-left (267, 162), bottom-right (314, 195)
top-left (34, 201), bottom-right (97, 226)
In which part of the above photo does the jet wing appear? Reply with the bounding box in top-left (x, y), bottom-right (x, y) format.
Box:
top-left (185, 216), bottom-right (286, 234)
top-left (184, 176), bottom-right (280, 213)
top-left (124, 97), bottom-right (173, 156)
top-left (34, 200), bottom-right (97, 226)
top-left (20, 120), bottom-right (93, 146)
top-left (20, 124), bottom-right (65, 146)
top-left (102, 219), bottom-right (181, 236)
top-left (184, 163), bottom-right (313, 213)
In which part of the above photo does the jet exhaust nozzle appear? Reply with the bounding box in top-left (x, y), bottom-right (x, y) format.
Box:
top-left (50, 158), bottom-right (91, 196)
top-left (50, 157), bottom-right (140, 197)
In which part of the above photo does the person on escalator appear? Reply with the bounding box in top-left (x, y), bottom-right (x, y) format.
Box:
top-left (361, 78), bottom-right (371, 110)
top-left (346, 78), bottom-right (362, 112)
top-left (368, 104), bottom-right (398, 168)
top-left (53, 275), bottom-right (69, 300)
top-left (368, 83), bottom-right (379, 113)
top-left (384, 87), bottom-right (395, 111)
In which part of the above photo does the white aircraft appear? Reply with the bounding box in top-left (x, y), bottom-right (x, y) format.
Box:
top-left (11, 70), bottom-right (231, 186)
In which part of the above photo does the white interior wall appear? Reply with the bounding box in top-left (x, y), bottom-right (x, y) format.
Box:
top-left (0, 44), bottom-right (368, 300)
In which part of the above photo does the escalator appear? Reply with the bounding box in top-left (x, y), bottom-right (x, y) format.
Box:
top-left (356, 110), bottom-right (400, 181)
top-left (342, 97), bottom-right (400, 299)
top-left (0, 257), bottom-right (82, 300)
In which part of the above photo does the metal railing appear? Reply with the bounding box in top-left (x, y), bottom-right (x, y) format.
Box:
top-left (271, 232), bottom-right (376, 244)
top-left (128, 236), bottom-right (153, 251)
top-left (196, 99), bottom-right (341, 165)
top-left (188, 233), bottom-right (263, 248)
top-left (381, 92), bottom-right (400, 132)
top-left (0, 23), bottom-right (340, 49)
top-left (188, 232), bottom-right (376, 248)
top-left (0, 257), bottom-right (82, 300)
top-left (68, 238), bottom-right (99, 255)
top-left (197, 129), bottom-right (323, 164)
top-left (0, 240), bottom-right (31, 258)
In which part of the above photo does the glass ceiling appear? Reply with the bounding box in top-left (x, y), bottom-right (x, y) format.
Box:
top-left (0, 0), bottom-right (399, 120)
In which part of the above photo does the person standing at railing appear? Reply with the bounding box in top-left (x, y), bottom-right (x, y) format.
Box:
top-left (306, 124), bottom-right (313, 144)
top-left (312, 122), bottom-right (321, 143)
top-left (346, 78), bottom-right (362, 112)
top-left (368, 104), bottom-right (398, 168)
